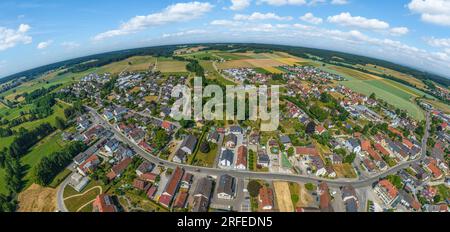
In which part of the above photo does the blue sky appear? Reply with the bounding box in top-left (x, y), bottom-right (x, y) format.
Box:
top-left (1, 0), bottom-right (450, 78)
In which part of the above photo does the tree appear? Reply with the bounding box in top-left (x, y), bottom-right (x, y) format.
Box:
top-left (306, 121), bottom-right (316, 135)
top-left (287, 147), bottom-right (295, 157)
top-left (304, 183), bottom-right (315, 191)
top-left (247, 180), bottom-right (262, 197)
top-left (200, 141), bottom-right (210, 153)
top-left (55, 117), bottom-right (66, 130)
top-left (369, 93), bottom-right (376, 99)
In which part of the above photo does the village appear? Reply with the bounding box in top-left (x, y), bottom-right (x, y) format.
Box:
top-left (48, 61), bottom-right (450, 213)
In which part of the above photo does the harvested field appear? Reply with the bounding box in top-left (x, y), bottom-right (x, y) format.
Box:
top-left (333, 164), bottom-right (357, 178)
top-left (156, 60), bottom-right (188, 73)
top-left (17, 184), bottom-right (57, 212)
top-left (273, 181), bottom-right (294, 212)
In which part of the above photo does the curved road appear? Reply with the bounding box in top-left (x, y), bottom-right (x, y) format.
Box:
top-left (88, 107), bottom-right (431, 189)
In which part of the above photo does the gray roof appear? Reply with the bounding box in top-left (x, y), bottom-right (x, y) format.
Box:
top-left (217, 174), bottom-right (235, 196)
top-left (181, 135), bottom-right (198, 151)
top-left (280, 135), bottom-right (291, 144)
top-left (229, 126), bottom-right (242, 133)
top-left (347, 138), bottom-right (360, 148)
top-left (221, 149), bottom-right (234, 163)
top-left (341, 185), bottom-right (357, 200)
top-left (194, 177), bottom-right (213, 199)
top-left (345, 198), bottom-right (358, 212)
top-left (258, 150), bottom-right (269, 163)
top-left (192, 195), bottom-right (209, 212)
top-left (225, 134), bottom-right (237, 144)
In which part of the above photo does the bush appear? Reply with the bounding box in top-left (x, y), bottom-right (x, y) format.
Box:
top-left (305, 183), bottom-right (315, 191)
top-left (247, 180), bottom-right (262, 197)
top-left (200, 141), bottom-right (210, 153)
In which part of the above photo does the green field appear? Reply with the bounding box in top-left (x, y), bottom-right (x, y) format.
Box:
top-left (199, 61), bottom-right (235, 85)
top-left (0, 68), bottom-right (96, 102)
top-left (12, 102), bottom-right (70, 131)
top-left (322, 65), bottom-right (426, 121)
top-left (21, 131), bottom-right (66, 187)
top-left (156, 60), bottom-right (188, 73)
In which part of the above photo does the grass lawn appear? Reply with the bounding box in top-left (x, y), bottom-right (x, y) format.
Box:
top-left (63, 180), bottom-right (105, 212)
top-left (333, 164), bottom-right (357, 178)
top-left (192, 143), bottom-right (218, 168)
top-left (288, 182), bottom-right (300, 207)
top-left (199, 60), bottom-right (235, 86)
top-left (48, 168), bottom-right (72, 188)
top-left (12, 102), bottom-right (70, 131)
top-left (437, 184), bottom-right (449, 200)
top-left (21, 131), bottom-right (66, 188)
top-left (64, 186), bottom-right (101, 212)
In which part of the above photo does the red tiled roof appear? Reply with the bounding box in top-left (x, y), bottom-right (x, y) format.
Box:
top-left (388, 127), bottom-right (403, 137)
top-left (173, 192), bottom-right (188, 208)
top-left (296, 146), bottom-right (319, 156)
top-left (427, 162), bottom-right (443, 179)
top-left (108, 157), bottom-right (132, 180)
top-left (375, 143), bottom-right (390, 156)
top-left (159, 194), bottom-right (172, 207)
top-left (378, 179), bottom-right (398, 199)
top-left (361, 140), bottom-right (370, 151)
top-left (164, 167), bottom-right (184, 197)
top-left (258, 187), bottom-right (273, 209)
top-left (161, 121), bottom-right (171, 129)
top-left (402, 138), bottom-right (414, 149)
top-left (236, 146), bottom-right (247, 166)
top-left (140, 172), bottom-right (157, 182)
top-left (92, 194), bottom-right (117, 212)
top-left (147, 186), bottom-right (157, 199)
top-left (319, 183), bottom-right (331, 210)
top-left (367, 148), bottom-right (382, 161)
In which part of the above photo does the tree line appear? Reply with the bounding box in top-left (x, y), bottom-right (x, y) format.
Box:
top-left (33, 141), bottom-right (87, 186)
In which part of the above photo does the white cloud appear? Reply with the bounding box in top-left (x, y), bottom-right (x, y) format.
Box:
top-left (37, 40), bottom-right (53, 49)
top-left (229, 0), bottom-right (251, 10)
top-left (389, 27), bottom-right (409, 36)
top-left (331, 0), bottom-right (349, 5)
top-left (0, 24), bottom-right (32, 51)
top-left (162, 29), bottom-right (208, 38)
top-left (93, 2), bottom-right (213, 40)
top-left (300, 13), bottom-right (323, 24)
top-left (427, 37), bottom-right (450, 47)
top-left (407, 0), bottom-right (450, 26)
top-left (210, 19), bottom-right (243, 27)
top-left (234, 12), bottom-right (293, 21)
top-left (328, 12), bottom-right (390, 30)
top-left (61, 41), bottom-right (80, 50)
top-left (258, 0), bottom-right (307, 6)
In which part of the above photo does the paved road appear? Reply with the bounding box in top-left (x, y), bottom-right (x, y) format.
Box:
top-left (56, 177), bottom-right (70, 212)
top-left (87, 107), bottom-right (431, 189)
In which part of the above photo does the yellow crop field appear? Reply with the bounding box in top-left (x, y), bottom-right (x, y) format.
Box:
top-left (273, 181), bottom-right (294, 212)
top-left (156, 60), bottom-right (188, 73)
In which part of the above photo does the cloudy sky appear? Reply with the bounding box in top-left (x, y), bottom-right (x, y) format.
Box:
top-left (1, 0), bottom-right (450, 78)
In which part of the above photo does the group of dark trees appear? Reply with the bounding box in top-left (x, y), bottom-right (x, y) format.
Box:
top-left (186, 60), bottom-right (205, 77)
top-left (23, 85), bottom-right (61, 103)
top-left (9, 123), bottom-right (55, 158)
top-left (33, 141), bottom-right (86, 186)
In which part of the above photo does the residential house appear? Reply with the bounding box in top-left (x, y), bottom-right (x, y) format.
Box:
top-left (173, 149), bottom-right (188, 164)
top-left (374, 179), bottom-right (399, 207)
top-left (106, 157), bottom-right (132, 180)
top-left (77, 154), bottom-right (100, 176)
top-left (224, 134), bottom-right (237, 148)
top-left (159, 167), bottom-right (184, 208)
top-left (229, 125), bottom-right (242, 134)
top-left (207, 131), bottom-right (220, 144)
top-left (191, 177), bottom-right (213, 212)
top-left (345, 138), bottom-right (361, 154)
top-left (318, 183), bottom-right (334, 212)
top-left (341, 185), bottom-right (358, 212)
top-left (258, 187), bottom-right (274, 211)
top-left (219, 149), bottom-right (234, 168)
top-left (136, 161), bottom-right (154, 176)
top-left (235, 146), bottom-right (247, 170)
top-left (173, 192), bottom-right (189, 209)
top-left (217, 174), bottom-right (236, 200)
top-left (92, 194), bottom-right (118, 212)
top-left (180, 135), bottom-right (198, 155)
top-left (257, 150), bottom-right (270, 167)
